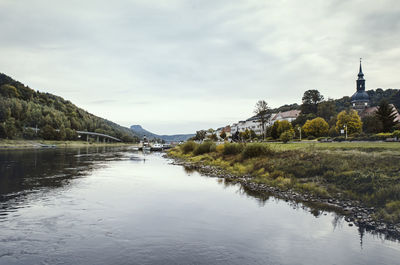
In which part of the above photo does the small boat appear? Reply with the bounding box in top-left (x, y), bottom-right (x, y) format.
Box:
top-left (143, 146), bottom-right (151, 151)
top-left (150, 143), bottom-right (163, 151)
top-left (162, 143), bottom-right (171, 149)
top-left (131, 146), bottom-right (140, 151)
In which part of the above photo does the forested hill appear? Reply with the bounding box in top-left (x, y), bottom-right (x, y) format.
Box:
top-left (0, 73), bottom-right (139, 142)
top-left (269, 88), bottom-right (400, 113)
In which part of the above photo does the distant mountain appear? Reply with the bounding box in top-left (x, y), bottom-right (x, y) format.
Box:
top-left (130, 125), bottom-right (194, 142)
top-left (130, 125), bottom-right (159, 139)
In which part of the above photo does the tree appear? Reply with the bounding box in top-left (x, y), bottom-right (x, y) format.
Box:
top-left (194, 130), bottom-right (206, 141)
top-left (277, 120), bottom-right (293, 137)
top-left (301, 90), bottom-right (324, 115)
top-left (249, 129), bottom-right (257, 140)
top-left (240, 129), bottom-right (251, 142)
top-left (58, 124), bottom-right (66, 140)
top-left (41, 124), bottom-right (57, 140)
top-left (220, 131), bottom-right (226, 140)
top-left (270, 121), bottom-right (280, 139)
top-left (280, 131), bottom-right (293, 143)
top-left (362, 115), bottom-right (383, 134)
top-left (0, 84), bottom-right (20, 98)
top-left (271, 120), bottom-right (294, 139)
top-left (254, 100), bottom-right (271, 139)
top-left (302, 117), bottom-right (329, 137)
top-left (317, 99), bottom-right (336, 121)
top-left (292, 113), bottom-right (317, 127)
top-left (208, 133), bottom-right (218, 141)
top-left (335, 110), bottom-right (362, 135)
top-left (375, 100), bottom-right (398, 132)
top-left (4, 118), bottom-right (17, 139)
top-left (0, 123), bottom-right (6, 138)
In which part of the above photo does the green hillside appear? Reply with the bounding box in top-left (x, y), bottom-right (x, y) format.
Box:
top-left (0, 73), bottom-right (139, 142)
top-left (270, 89), bottom-right (400, 114)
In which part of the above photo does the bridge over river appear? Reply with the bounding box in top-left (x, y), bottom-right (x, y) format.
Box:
top-left (25, 127), bottom-right (122, 142)
top-left (76, 130), bottom-right (121, 142)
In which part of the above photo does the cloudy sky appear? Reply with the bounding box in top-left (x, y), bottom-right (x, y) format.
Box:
top-left (1, 0), bottom-right (399, 134)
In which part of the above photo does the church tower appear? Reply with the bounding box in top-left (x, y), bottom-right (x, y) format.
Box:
top-left (351, 59), bottom-right (370, 112)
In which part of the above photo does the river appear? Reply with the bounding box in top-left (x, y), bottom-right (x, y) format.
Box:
top-left (0, 147), bottom-right (399, 265)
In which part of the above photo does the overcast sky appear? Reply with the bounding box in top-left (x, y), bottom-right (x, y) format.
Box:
top-left (1, 0), bottom-right (399, 134)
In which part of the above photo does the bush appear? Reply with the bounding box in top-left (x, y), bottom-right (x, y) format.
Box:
top-left (180, 141), bottom-right (198, 154)
top-left (302, 117), bottom-right (329, 137)
top-left (333, 136), bottom-right (345, 142)
top-left (280, 131), bottom-right (293, 143)
top-left (242, 143), bottom-right (272, 159)
top-left (40, 124), bottom-right (57, 140)
top-left (373, 133), bottom-right (393, 141)
top-left (307, 135), bottom-right (316, 140)
top-left (392, 130), bottom-right (400, 139)
top-left (215, 144), bottom-right (224, 153)
top-left (193, 141), bottom-right (216, 155)
top-left (23, 128), bottom-right (38, 139)
top-left (223, 142), bottom-right (244, 155)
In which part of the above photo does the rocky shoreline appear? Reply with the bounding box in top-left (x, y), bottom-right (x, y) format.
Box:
top-left (169, 156), bottom-right (400, 241)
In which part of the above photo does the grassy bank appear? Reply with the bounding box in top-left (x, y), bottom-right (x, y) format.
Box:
top-left (0, 139), bottom-right (136, 149)
top-left (169, 141), bottom-right (400, 224)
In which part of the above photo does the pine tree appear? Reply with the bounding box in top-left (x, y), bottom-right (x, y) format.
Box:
top-left (375, 100), bottom-right (398, 132)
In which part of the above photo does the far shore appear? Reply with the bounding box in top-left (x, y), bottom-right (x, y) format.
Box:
top-left (0, 139), bottom-right (137, 150)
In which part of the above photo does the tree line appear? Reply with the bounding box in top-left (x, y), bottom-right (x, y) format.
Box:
top-left (0, 73), bottom-right (139, 142)
top-left (254, 89), bottom-right (400, 142)
top-left (192, 88), bottom-right (400, 143)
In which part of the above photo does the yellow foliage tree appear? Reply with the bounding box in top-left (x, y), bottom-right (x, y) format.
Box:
top-left (302, 117), bottom-right (329, 137)
top-left (335, 110), bottom-right (362, 135)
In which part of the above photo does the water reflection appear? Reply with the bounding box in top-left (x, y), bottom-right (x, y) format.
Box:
top-left (0, 150), bottom-right (399, 265)
top-left (0, 147), bottom-right (130, 220)
top-left (203, 174), bottom-right (400, 244)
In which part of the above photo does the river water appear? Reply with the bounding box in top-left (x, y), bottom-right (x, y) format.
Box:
top-left (0, 147), bottom-right (399, 265)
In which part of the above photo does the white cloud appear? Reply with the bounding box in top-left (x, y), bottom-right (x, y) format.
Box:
top-left (0, 0), bottom-right (400, 134)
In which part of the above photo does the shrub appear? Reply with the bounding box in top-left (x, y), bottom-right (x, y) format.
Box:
top-left (215, 144), bottom-right (224, 153)
top-left (375, 200), bottom-right (400, 223)
top-left (23, 128), bottom-right (37, 139)
top-left (193, 141), bottom-right (216, 155)
top-left (40, 124), bottom-right (57, 140)
top-left (180, 141), bottom-right (198, 154)
top-left (223, 142), bottom-right (244, 155)
top-left (280, 131), bottom-right (293, 143)
top-left (333, 136), bottom-right (345, 142)
top-left (392, 130), bottom-right (400, 139)
top-left (302, 117), bottom-right (329, 137)
top-left (307, 135), bottom-right (316, 140)
top-left (242, 143), bottom-right (272, 159)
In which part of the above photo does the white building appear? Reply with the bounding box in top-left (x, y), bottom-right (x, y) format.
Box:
top-left (229, 109), bottom-right (300, 137)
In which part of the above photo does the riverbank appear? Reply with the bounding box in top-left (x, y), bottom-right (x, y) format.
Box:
top-left (0, 139), bottom-right (136, 150)
top-left (167, 141), bottom-right (400, 240)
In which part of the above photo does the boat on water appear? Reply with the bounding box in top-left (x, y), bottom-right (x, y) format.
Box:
top-left (131, 146), bottom-right (140, 151)
top-left (162, 143), bottom-right (172, 149)
top-left (150, 143), bottom-right (163, 151)
top-left (143, 146), bottom-right (151, 152)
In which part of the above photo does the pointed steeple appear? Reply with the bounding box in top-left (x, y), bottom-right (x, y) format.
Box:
top-left (358, 58), bottom-right (364, 79)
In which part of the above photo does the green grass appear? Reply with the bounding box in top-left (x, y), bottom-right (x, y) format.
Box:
top-left (169, 141), bottom-right (400, 223)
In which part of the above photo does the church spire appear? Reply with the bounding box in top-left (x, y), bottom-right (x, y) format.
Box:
top-left (358, 58), bottom-right (364, 79)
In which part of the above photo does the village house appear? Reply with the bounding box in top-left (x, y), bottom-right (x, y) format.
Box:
top-left (270, 110), bottom-right (301, 124)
